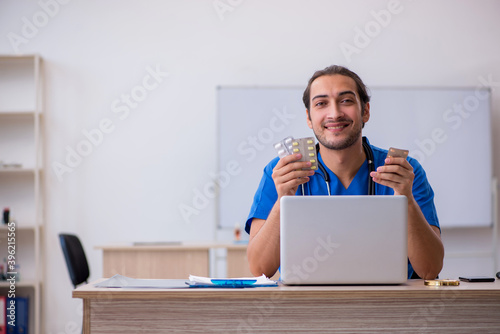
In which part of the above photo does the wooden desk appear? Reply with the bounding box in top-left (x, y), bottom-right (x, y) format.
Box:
top-left (74, 279), bottom-right (500, 333)
top-left (97, 243), bottom-right (271, 279)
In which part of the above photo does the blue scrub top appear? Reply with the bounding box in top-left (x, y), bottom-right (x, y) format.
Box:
top-left (300, 150), bottom-right (370, 196)
top-left (245, 138), bottom-right (440, 278)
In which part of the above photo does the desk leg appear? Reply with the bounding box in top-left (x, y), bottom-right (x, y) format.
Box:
top-left (83, 299), bottom-right (90, 334)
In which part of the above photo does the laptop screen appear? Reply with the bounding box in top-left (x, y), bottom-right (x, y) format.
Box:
top-left (280, 195), bottom-right (408, 285)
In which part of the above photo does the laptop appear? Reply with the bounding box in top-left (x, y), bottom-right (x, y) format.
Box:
top-left (280, 195), bottom-right (408, 285)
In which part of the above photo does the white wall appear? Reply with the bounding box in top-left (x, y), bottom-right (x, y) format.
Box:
top-left (0, 0), bottom-right (499, 332)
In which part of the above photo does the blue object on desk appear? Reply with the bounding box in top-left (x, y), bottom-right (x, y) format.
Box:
top-left (186, 279), bottom-right (277, 288)
top-left (211, 279), bottom-right (257, 286)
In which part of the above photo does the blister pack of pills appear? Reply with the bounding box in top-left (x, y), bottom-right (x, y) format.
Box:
top-left (273, 136), bottom-right (318, 170)
top-left (386, 147), bottom-right (409, 159)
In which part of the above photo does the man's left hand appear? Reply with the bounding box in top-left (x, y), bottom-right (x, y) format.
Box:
top-left (370, 157), bottom-right (414, 198)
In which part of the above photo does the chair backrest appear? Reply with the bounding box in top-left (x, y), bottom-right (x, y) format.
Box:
top-left (59, 233), bottom-right (90, 288)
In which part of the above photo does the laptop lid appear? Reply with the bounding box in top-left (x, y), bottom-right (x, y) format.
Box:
top-left (280, 195), bottom-right (408, 285)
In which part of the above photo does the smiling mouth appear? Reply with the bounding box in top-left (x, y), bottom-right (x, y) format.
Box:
top-left (325, 123), bottom-right (350, 130)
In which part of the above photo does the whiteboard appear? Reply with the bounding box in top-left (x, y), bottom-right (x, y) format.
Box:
top-left (217, 86), bottom-right (492, 229)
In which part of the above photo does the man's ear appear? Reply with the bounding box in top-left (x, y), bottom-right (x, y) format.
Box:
top-left (306, 109), bottom-right (312, 129)
top-left (362, 102), bottom-right (370, 124)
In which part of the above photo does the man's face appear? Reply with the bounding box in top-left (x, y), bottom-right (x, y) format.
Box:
top-left (306, 74), bottom-right (370, 150)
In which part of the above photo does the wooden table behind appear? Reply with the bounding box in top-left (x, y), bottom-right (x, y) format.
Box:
top-left (97, 243), bottom-right (280, 280)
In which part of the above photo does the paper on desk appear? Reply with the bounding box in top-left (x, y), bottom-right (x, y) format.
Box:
top-left (94, 274), bottom-right (189, 288)
top-left (188, 274), bottom-right (278, 287)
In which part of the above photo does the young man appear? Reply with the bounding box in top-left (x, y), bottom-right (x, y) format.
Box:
top-left (245, 65), bottom-right (444, 280)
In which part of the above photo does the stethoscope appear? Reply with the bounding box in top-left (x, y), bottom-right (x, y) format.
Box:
top-left (304, 136), bottom-right (376, 196)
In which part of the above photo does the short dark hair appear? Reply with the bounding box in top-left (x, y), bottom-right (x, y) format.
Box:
top-left (302, 65), bottom-right (371, 116)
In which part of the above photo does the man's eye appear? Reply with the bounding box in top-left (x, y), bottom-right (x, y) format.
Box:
top-left (315, 101), bottom-right (325, 107)
top-left (341, 99), bottom-right (353, 104)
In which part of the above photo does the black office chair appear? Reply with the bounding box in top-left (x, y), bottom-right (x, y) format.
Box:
top-left (59, 233), bottom-right (90, 288)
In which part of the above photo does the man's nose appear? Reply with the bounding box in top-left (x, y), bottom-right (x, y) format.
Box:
top-left (325, 101), bottom-right (344, 119)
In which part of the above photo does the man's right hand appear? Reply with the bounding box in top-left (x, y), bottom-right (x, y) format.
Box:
top-left (272, 153), bottom-right (315, 198)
